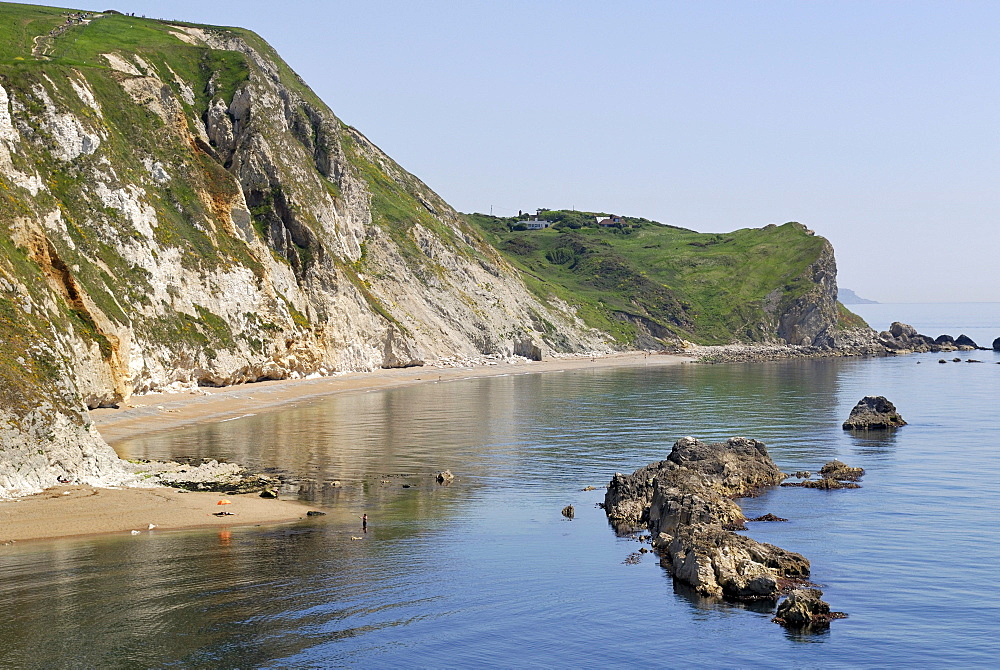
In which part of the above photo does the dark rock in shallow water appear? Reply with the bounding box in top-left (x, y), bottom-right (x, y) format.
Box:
top-left (783, 478), bottom-right (860, 490)
top-left (773, 588), bottom-right (846, 628)
top-left (435, 470), bottom-right (454, 484)
top-left (843, 396), bottom-right (906, 430)
top-left (605, 436), bottom-right (783, 532)
top-left (561, 505), bottom-right (575, 518)
top-left (993, 337), bottom-right (1000, 351)
top-left (607, 437), bottom-right (812, 602)
top-left (748, 513), bottom-right (788, 522)
top-left (819, 460), bottom-right (864, 481)
top-left (935, 334), bottom-right (955, 346)
top-left (656, 523), bottom-right (809, 600)
top-left (666, 436), bottom-right (786, 498)
top-left (879, 322), bottom-right (937, 353)
top-left (782, 460), bottom-right (864, 489)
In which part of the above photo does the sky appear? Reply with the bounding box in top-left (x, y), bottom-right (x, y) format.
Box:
top-left (23, 1), bottom-right (1000, 302)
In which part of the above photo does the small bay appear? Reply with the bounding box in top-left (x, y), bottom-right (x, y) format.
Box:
top-left (0, 304), bottom-right (997, 668)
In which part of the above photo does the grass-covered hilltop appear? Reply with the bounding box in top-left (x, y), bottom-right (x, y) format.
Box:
top-left (0, 2), bottom-right (870, 494)
top-left (467, 210), bottom-right (867, 347)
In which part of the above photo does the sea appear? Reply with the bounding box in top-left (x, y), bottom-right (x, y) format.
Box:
top-left (0, 303), bottom-right (997, 668)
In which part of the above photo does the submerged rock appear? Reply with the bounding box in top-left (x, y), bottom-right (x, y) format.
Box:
top-left (781, 459), bottom-right (864, 489)
top-left (783, 478), bottom-right (860, 490)
top-left (773, 588), bottom-right (847, 628)
top-left (842, 396), bottom-right (906, 430)
top-left (435, 470), bottom-right (454, 484)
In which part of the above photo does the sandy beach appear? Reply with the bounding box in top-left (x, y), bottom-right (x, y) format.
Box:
top-left (0, 485), bottom-right (314, 543)
top-left (4, 351), bottom-right (692, 544)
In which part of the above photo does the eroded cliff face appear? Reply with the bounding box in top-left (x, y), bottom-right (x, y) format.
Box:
top-left (0, 12), bottom-right (606, 495)
top-left (763, 231), bottom-right (840, 346)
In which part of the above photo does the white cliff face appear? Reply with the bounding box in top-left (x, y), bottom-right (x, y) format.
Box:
top-left (0, 21), bottom-right (608, 495)
top-left (0, 404), bottom-right (136, 499)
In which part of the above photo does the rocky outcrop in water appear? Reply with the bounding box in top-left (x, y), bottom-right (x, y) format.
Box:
top-left (772, 588), bottom-right (846, 628)
top-left (879, 322), bottom-right (937, 353)
top-left (879, 323), bottom-right (988, 354)
top-left (605, 437), bottom-right (813, 601)
top-left (781, 459), bottom-right (865, 490)
top-left (842, 396), bottom-right (906, 430)
top-left (953, 334), bottom-right (981, 350)
top-left (819, 460), bottom-right (864, 481)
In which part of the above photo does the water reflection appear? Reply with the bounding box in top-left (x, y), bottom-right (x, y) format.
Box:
top-left (2, 355), bottom-right (996, 667)
top-left (846, 429), bottom-right (900, 456)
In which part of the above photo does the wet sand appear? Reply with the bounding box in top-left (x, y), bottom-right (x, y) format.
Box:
top-left (0, 485), bottom-right (313, 543)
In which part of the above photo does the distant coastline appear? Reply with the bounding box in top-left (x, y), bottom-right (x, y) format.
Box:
top-left (838, 288), bottom-right (879, 304)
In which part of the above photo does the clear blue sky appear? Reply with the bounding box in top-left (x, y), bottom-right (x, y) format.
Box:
top-left (25, 1), bottom-right (1000, 302)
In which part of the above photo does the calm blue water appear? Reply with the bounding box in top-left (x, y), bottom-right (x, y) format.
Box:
top-left (849, 301), bottom-right (1000, 349)
top-left (0, 305), bottom-right (997, 668)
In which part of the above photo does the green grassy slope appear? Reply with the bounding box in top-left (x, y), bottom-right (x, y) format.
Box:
top-left (467, 211), bottom-right (861, 345)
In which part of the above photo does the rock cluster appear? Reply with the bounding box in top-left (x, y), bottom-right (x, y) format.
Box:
top-left (688, 328), bottom-right (887, 364)
top-left (819, 460), bottom-right (864, 481)
top-left (773, 588), bottom-right (846, 628)
top-left (781, 459), bottom-right (865, 489)
top-left (605, 437), bottom-right (812, 601)
top-left (687, 322), bottom-right (998, 365)
top-left (842, 396), bottom-right (906, 430)
top-left (879, 322), bottom-right (985, 353)
top-left (125, 459), bottom-right (281, 494)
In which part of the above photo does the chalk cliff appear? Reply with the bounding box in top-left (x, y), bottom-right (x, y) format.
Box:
top-left (0, 6), bottom-right (861, 496)
top-left (0, 7), bottom-right (605, 495)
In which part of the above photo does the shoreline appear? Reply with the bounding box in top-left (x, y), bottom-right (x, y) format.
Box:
top-left (4, 351), bottom-right (693, 547)
top-left (89, 351), bottom-right (696, 445)
top-left (0, 485), bottom-right (314, 544)
top-left (8, 341), bottom-right (912, 546)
